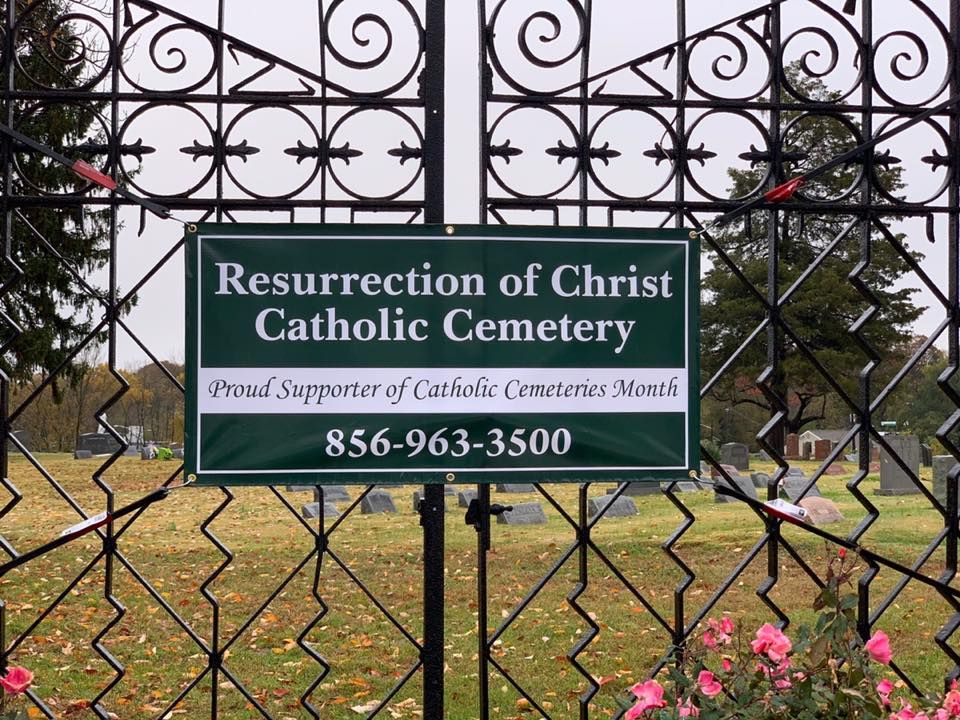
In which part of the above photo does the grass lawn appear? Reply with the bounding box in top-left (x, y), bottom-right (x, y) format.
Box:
top-left (1, 454), bottom-right (956, 718)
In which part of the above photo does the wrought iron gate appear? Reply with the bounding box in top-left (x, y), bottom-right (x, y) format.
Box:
top-left (1, 0), bottom-right (959, 718)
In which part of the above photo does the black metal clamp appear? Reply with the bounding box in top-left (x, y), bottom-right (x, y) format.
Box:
top-left (464, 498), bottom-right (512, 530)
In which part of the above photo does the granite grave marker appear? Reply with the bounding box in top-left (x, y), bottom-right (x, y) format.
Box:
top-left (301, 502), bottom-right (340, 519)
top-left (588, 495), bottom-right (638, 519)
top-left (496, 503), bottom-right (547, 525)
top-left (721, 442), bottom-right (750, 471)
top-left (361, 490), bottom-right (397, 514)
top-left (876, 435), bottom-right (921, 496)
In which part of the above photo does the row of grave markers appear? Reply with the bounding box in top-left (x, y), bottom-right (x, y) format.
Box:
top-left (283, 475), bottom-right (852, 525)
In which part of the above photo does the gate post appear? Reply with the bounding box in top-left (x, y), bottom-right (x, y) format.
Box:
top-left (421, 1), bottom-right (445, 717)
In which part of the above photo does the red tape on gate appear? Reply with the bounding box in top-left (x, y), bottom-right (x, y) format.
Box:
top-left (71, 160), bottom-right (118, 191)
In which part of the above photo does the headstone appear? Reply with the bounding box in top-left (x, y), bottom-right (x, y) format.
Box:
top-left (314, 486), bottom-right (351, 502)
top-left (173, 448), bottom-right (184, 459)
top-left (458, 489), bottom-right (477, 508)
top-left (714, 474), bottom-right (758, 504)
top-left (786, 467), bottom-right (805, 477)
top-left (661, 480), bottom-right (702, 492)
top-left (845, 453), bottom-right (858, 463)
top-left (412, 490), bottom-right (446, 513)
top-left (496, 483), bottom-right (535, 493)
top-left (757, 450), bottom-right (772, 462)
top-left (797, 497), bottom-right (844, 525)
top-left (869, 461), bottom-right (880, 473)
top-left (616, 482), bottom-right (661, 497)
top-left (921, 444), bottom-right (933, 468)
top-left (73, 449), bottom-right (93, 460)
top-left (785, 433), bottom-right (800, 459)
top-left (875, 434), bottom-right (922, 496)
top-left (710, 464), bottom-right (740, 479)
top-left (76, 432), bottom-right (121, 456)
top-left (301, 502), bottom-right (340, 519)
top-left (801, 443), bottom-right (812, 460)
top-left (7, 429), bottom-right (30, 453)
top-left (587, 495), bottom-right (638, 519)
top-left (496, 502), bottom-right (547, 525)
top-left (750, 472), bottom-right (772, 490)
top-left (140, 448), bottom-right (152, 460)
top-left (933, 456), bottom-right (959, 507)
top-left (444, 485), bottom-right (456, 496)
top-left (780, 476), bottom-right (822, 502)
top-left (824, 464), bottom-right (846, 476)
top-left (813, 439), bottom-right (831, 461)
top-left (720, 443), bottom-right (750, 471)
top-left (360, 490), bottom-right (397, 514)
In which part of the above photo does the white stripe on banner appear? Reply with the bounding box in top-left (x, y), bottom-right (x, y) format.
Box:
top-left (197, 367), bottom-right (688, 415)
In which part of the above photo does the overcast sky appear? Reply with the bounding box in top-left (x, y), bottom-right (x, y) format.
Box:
top-left (79, 0), bottom-right (955, 367)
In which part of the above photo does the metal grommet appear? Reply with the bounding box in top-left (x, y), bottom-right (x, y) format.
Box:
top-left (187, 223), bottom-right (198, 233)
top-left (688, 230), bottom-right (698, 239)
top-left (445, 225), bottom-right (455, 235)
top-left (445, 472), bottom-right (456, 482)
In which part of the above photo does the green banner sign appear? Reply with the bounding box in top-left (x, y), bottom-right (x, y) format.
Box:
top-left (185, 224), bottom-right (699, 485)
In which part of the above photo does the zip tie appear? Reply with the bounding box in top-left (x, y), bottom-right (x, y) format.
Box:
top-left (0, 121), bottom-right (192, 227)
top-left (692, 90), bottom-right (960, 237)
top-left (764, 176), bottom-right (805, 203)
top-left (710, 480), bottom-right (960, 601)
top-left (0, 484), bottom-right (173, 576)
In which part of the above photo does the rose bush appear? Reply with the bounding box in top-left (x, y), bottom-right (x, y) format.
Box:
top-left (0, 665), bottom-right (33, 720)
top-left (624, 549), bottom-right (951, 720)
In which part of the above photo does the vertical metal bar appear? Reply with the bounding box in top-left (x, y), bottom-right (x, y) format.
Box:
top-left (857, 0), bottom-right (876, 642)
top-left (944, 0), bottom-right (960, 589)
top-left (0, 0), bottom-right (14, 675)
top-left (0, 0), bottom-right (13, 496)
top-left (577, 0), bottom-right (593, 227)
top-left (317, 0), bottom-right (328, 224)
top-left (477, 0), bottom-right (489, 225)
top-left (672, 0), bottom-right (688, 656)
top-left (421, 485), bottom-right (445, 720)
top-left (422, 3), bottom-right (445, 718)
top-left (476, 483), bottom-right (490, 720)
top-left (215, 0), bottom-right (225, 223)
top-left (765, 1), bottom-right (783, 588)
top-left (424, 0), bottom-right (445, 225)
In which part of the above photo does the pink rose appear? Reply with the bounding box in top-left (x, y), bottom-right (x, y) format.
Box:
top-left (936, 709), bottom-right (950, 720)
top-left (703, 631), bottom-right (718, 649)
top-left (894, 700), bottom-right (922, 720)
top-left (677, 698), bottom-right (700, 717)
top-left (697, 670), bottom-right (723, 698)
top-left (751, 623), bottom-right (792, 662)
top-left (721, 658), bottom-right (733, 673)
top-left (774, 677), bottom-right (792, 690)
top-left (628, 679), bottom-right (666, 715)
top-left (865, 630), bottom-right (892, 665)
top-left (941, 686), bottom-right (960, 716)
top-left (0, 666), bottom-right (33, 695)
top-left (706, 618), bottom-right (733, 645)
top-left (877, 678), bottom-right (894, 706)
